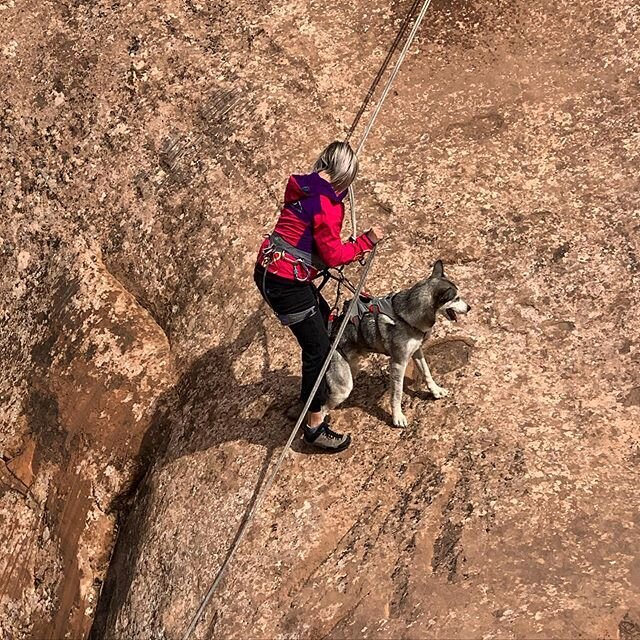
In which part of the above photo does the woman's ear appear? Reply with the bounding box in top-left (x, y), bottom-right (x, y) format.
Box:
top-left (430, 260), bottom-right (444, 279)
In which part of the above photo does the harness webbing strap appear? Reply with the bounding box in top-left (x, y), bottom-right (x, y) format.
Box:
top-left (277, 305), bottom-right (316, 327)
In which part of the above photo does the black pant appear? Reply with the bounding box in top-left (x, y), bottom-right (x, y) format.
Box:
top-left (254, 267), bottom-right (330, 413)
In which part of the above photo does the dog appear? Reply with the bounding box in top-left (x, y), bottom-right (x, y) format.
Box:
top-left (324, 260), bottom-right (471, 426)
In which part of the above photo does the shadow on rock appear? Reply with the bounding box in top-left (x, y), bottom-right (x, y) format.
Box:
top-left (90, 307), bottom-right (398, 638)
top-left (91, 308), bottom-right (290, 637)
top-left (340, 368), bottom-right (436, 426)
top-left (140, 308), bottom-right (297, 466)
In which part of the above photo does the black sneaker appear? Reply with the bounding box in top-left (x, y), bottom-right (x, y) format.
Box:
top-left (302, 422), bottom-right (351, 452)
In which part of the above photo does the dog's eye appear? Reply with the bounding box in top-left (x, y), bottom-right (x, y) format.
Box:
top-left (441, 288), bottom-right (456, 303)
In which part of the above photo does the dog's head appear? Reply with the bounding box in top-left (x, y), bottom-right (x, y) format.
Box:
top-left (429, 260), bottom-right (471, 322)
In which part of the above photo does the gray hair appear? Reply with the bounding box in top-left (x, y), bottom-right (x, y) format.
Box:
top-left (311, 141), bottom-right (359, 194)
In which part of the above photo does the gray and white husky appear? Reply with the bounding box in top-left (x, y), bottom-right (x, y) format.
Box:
top-left (324, 260), bottom-right (471, 427)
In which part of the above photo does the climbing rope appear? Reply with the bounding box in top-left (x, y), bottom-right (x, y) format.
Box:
top-left (344, 0), bottom-right (423, 144)
top-left (183, 1), bottom-right (434, 637)
top-left (344, 0), bottom-right (423, 239)
top-left (347, 0), bottom-right (434, 236)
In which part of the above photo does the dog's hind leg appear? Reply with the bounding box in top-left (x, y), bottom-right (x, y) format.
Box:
top-left (390, 357), bottom-right (410, 427)
top-left (412, 347), bottom-right (449, 399)
top-left (323, 351), bottom-right (353, 413)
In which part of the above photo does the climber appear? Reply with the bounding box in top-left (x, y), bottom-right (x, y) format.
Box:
top-left (254, 141), bottom-right (384, 452)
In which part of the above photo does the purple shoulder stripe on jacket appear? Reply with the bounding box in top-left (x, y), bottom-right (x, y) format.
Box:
top-left (279, 173), bottom-right (346, 254)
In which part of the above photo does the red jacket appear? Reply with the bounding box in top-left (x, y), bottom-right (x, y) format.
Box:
top-left (257, 172), bottom-right (373, 281)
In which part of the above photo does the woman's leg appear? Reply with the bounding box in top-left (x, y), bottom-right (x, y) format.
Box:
top-left (253, 269), bottom-right (351, 451)
top-left (288, 309), bottom-right (330, 425)
top-left (312, 284), bottom-right (331, 328)
top-left (254, 270), bottom-right (329, 420)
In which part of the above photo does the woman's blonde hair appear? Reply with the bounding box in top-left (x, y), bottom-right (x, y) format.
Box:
top-left (311, 141), bottom-right (359, 194)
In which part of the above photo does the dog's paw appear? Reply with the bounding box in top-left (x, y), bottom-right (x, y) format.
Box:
top-left (392, 411), bottom-right (408, 427)
top-left (429, 384), bottom-right (449, 399)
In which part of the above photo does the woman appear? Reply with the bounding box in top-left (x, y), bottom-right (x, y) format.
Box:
top-left (254, 141), bottom-right (383, 452)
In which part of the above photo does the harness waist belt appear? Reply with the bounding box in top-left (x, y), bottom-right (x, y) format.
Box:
top-left (269, 232), bottom-right (327, 271)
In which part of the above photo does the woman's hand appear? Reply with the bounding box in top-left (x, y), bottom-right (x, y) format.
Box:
top-left (366, 225), bottom-right (385, 245)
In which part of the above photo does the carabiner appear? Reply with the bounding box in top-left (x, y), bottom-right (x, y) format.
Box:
top-left (293, 261), bottom-right (310, 282)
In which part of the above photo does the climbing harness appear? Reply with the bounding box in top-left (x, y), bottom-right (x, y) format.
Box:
top-left (183, 1), bottom-right (435, 637)
top-left (263, 229), bottom-right (328, 275)
top-left (259, 229), bottom-right (327, 326)
top-left (260, 231), bottom-right (368, 327)
top-left (258, 262), bottom-right (317, 327)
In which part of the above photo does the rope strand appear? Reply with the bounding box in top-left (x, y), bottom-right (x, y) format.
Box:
top-left (348, 0), bottom-right (434, 236)
top-left (345, 0), bottom-right (422, 142)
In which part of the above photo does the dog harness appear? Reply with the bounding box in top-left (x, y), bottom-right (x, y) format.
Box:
top-left (345, 292), bottom-right (397, 326)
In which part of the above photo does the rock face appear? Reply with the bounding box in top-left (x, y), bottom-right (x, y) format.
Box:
top-left (0, 236), bottom-right (173, 637)
top-left (1, 0), bottom-right (638, 638)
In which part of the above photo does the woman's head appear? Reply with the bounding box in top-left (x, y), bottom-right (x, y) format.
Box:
top-left (312, 141), bottom-right (359, 194)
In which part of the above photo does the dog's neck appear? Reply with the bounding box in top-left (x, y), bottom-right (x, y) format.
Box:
top-left (398, 311), bottom-right (435, 336)
top-left (391, 289), bottom-right (436, 336)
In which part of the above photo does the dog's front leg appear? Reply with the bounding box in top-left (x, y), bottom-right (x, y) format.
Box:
top-left (412, 348), bottom-right (449, 399)
top-left (390, 358), bottom-right (409, 427)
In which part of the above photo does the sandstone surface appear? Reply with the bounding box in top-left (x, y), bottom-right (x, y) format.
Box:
top-left (1, 0), bottom-right (638, 638)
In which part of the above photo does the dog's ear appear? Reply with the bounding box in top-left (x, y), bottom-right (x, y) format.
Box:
top-left (430, 260), bottom-right (444, 279)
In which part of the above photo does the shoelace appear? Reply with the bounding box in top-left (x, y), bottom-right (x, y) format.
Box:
top-left (322, 424), bottom-right (344, 440)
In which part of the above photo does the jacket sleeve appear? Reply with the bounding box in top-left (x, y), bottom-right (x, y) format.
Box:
top-left (312, 195), bottom-right (374, 268)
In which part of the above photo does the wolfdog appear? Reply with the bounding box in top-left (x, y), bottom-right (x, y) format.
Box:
top-left (324, 260), bottom-right (471, 426)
